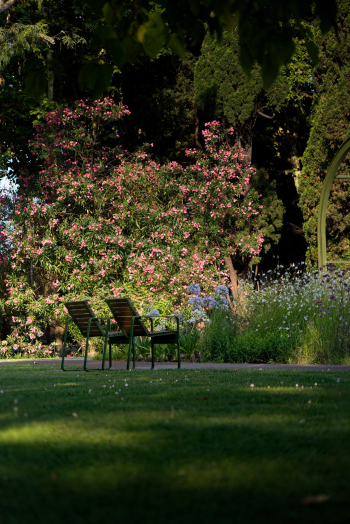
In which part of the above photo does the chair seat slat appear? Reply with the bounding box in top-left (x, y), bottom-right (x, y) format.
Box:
top-left (66, 305), bottom-right (93, 311)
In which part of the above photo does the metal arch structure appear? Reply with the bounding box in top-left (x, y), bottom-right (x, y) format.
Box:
top-left (317, 137), bottom-right (350, 269)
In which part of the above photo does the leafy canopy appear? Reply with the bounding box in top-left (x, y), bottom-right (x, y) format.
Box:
top-left (85, 0), bottom-right (338, 93)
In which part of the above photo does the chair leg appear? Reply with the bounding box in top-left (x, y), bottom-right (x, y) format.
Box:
top-left (102, 332), bottom-right (108, 371)
top-left (60, 320), bottom-right (83, 372)
top-left (127, 340), bottom-right (132, 370)
top-left (61, 320), bottom-right (70, 371)
top-left (132, 339), bottom-right (136, 370)
top-left (108, 340), bottom-right (112, 370)
top-left (104, 320), bottom-right (112, 371)
top-left (177, 339), bottom-right (181, 369)
top-left (83, 319), bottom-right (92, 371)
top-left (151, 340), bottom-right (155, 370)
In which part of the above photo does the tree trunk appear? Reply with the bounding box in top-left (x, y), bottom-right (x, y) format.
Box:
top-left (195, 107), bottom-right (202, 150)
top-left (245, 140), bottom-right (252, 164)
top-left (41, 5), bottom-right (54, 101)
top-left (236, 134), bottom-right (252, 165)
top-left (47, 51), bottom-right (54, 101)
top-left (55, 323), bottom-right (65, 348)
top-left (224, 256), bottom-right (239, 300)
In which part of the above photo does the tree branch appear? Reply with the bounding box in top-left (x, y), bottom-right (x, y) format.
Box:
top-left (257, 110), bottom-right (275, 119)
top-left (0, 0), bottom-right (18, 14)
top-left (40, 35), bottom-right (55, 46)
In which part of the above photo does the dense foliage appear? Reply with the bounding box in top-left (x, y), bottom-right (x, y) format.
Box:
top-left (0, 98), bottom-right (265, 353)
top-left (1, 1), bottom-right (350, 364)
top-left (299, 0), bottom-right (350, 263)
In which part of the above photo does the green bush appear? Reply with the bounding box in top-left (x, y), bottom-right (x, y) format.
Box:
top-left (199, 309), bottom-right (237, 362)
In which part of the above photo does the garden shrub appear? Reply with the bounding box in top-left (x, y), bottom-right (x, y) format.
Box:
top-left (0, 99), bottom-right (264, 353)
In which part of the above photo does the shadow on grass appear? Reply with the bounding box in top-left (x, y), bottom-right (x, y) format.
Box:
top-left (0, 367), bottom-right (348, 524)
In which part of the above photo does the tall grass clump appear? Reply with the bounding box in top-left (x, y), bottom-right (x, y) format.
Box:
top-left (200, 309), bottom-right (237, 362)
top-left (234, 263), bottom-right (350, 364)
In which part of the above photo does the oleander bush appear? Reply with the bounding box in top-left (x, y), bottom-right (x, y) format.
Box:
top-left (0, 99), bottom-right (264, 356)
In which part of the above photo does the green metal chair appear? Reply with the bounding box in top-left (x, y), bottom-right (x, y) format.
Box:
top-left (62, 300), bottom-right (129, 371)
top-left (105, 297), bottom-right (181, 370)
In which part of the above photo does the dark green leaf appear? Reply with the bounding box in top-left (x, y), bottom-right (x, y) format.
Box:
top-left (102, 3), bottom-right (114, 25)
top-left (93, 25), bottom-right (116, 46)
top-left (79, 60), bottom-right (113, 98)
top-left (139, 12), bottom-right (168, 59)
top-left (121, 35), bottom-right (140, 64)
top-left (239, 43), bottom-right (253, 76)
top-left (109, 40), bottom-right (125, 68)
top-left (261, 57), bottom-right (280, 91)
top-left (305, 40), bottom-right (319, 65)
top-left (168, 33), bottom-right (186, 59)
top-left (24, 71), bottom-right (47, 98)
top-left (315, 0), bottom-right (338, 34)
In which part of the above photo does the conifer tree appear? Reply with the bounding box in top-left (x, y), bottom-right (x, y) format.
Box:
top-left (194, 28), bottom-right (313, 267)
top-left (299, 1), bottom-right (350, 263)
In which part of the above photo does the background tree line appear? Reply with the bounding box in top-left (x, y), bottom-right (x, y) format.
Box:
top-left (0, 0), bottom-right (350, 278)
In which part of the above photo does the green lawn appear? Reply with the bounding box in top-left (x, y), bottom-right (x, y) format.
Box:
top-left (0, 365), bottom-right (349, 524)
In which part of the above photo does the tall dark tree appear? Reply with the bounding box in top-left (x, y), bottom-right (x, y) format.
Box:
top-left (194, 28), bottom-right (312, 267)
top-left (194, 29), bottom-right (290, 163)
top-left (0, 0), bottom-right (102, 183)
top-left (299, 1), bottom-right (350, 263)
top-left (119, 52), bottom-right (197, 163)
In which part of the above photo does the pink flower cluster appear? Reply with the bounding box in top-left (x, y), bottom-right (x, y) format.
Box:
top-left (0, 99), bottom-right (264, 336)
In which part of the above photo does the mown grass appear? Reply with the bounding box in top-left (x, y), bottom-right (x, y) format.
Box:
top-left (0, 365), bottom-right (349, 524)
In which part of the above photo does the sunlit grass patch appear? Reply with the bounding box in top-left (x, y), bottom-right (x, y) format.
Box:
top-left (0, 365), bottom-right (348, 524)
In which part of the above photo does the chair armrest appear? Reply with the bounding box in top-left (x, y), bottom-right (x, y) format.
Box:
top-left (132, 315), bottom-right (180, 332)
top-left (93, 317), bottom-right (118, 336)
top-left (133, 314), bottom-right (180, 319)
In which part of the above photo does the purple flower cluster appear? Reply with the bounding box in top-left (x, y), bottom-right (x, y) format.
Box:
top-left (188, 283), bottom-right (201, 296)
top-left (148, 309), bottom-right (160, 318)
top-left (189, 296), bottom-right (204, 310)
top-left (215, 285), bottom-right (229, 297)
top-left (188, 283), bottom-right (230, 311)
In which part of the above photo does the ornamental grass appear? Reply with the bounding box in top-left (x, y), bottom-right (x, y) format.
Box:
top-left (200, 263), bottom-right (350, 365)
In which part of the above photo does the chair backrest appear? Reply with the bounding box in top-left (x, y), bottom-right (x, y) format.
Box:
top-left (105, 297), bottom-right (149, 337)
top-left (65, 300), bottom-right (105, 338)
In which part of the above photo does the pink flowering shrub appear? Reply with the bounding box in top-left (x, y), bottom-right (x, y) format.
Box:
top-left (0, 184), bottom-right (16, 270)
top-left (0, 99), bottom-right (263, 347)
